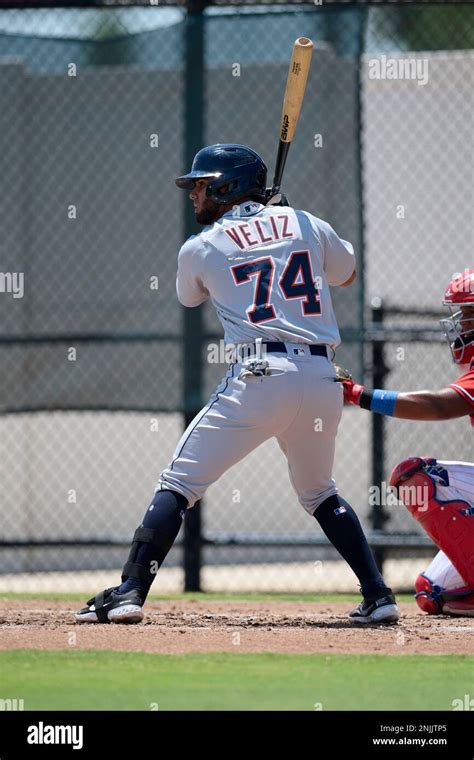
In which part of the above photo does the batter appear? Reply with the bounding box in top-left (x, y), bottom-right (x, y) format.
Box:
top-left (75, 144), bottom-right (399, 625)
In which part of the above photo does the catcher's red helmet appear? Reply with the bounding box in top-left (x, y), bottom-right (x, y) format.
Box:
top-left (440, 268), bottom-right (474, 365)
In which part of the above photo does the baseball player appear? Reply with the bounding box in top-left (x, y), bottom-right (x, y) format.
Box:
top-left (75, 144), bottom-right (400, 625)
top-left (341, 268), bottom-right (474, 616)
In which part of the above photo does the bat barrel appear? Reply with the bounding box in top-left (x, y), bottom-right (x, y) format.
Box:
top-left (271, 36), bottom-right (314, 196)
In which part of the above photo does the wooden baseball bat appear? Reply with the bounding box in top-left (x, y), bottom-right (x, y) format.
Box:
top-left (271, 36), bottom-right (314, 197)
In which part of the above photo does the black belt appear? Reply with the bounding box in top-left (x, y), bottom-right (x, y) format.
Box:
top-left (240, 342), bottom-right (328, 357)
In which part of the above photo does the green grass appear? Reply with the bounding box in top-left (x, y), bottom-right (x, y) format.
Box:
top-left (0, 591), bottom-right (416, 603)
top-left (0, 650), bottom-right (469, 711)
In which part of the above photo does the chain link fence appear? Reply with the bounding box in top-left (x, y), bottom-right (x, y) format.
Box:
top-left (0, 1), bottom-right (472, 595)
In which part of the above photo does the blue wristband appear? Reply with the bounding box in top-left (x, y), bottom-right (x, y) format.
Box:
top-left (369, 389), bottom-right (398, 416)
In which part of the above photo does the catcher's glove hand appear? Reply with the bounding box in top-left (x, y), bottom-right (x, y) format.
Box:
top-left (265, 189), bottom-right (290, 207)
top-left (334, 365), bottom-right (365, 405)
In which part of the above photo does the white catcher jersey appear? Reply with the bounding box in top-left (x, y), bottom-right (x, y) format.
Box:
top-left (176, 200), bottom-right (355, 348)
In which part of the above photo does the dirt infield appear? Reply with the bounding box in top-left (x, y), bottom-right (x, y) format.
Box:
top-left (0, 599), bottom-right (472, 655)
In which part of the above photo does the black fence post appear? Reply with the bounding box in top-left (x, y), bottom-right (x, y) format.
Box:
top-left (355, 7), bottom-right (368, 381)
top-left (370, 297), bottom-right (390, 572)
top-left (182, 0), bottom-right (206, 592)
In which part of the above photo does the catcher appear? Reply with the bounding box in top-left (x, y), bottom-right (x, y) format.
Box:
top-left (338, 268), bottom-right (474, 616)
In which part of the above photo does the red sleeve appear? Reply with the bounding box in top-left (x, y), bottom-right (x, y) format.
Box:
top-left (448, 364), bottom-right (474, 409)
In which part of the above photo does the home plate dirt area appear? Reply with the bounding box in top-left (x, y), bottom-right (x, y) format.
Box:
top-left (0, 599), bottom-right (471, 655)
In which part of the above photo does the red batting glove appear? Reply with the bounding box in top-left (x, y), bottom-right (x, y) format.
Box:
top-left (341, 379), bottom-right (365, 406)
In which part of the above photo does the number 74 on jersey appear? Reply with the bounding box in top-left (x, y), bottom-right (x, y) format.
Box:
top-left (231, 250), bottom-right (322, 324)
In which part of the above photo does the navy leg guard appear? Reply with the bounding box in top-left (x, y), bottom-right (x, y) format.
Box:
top-left (118, 489), bottom-right (188, 600)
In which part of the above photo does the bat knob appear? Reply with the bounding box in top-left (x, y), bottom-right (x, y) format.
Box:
top-left (265, 191), bottom-right (290, 207)
top-left (265, 187), bottom-right (278, 203)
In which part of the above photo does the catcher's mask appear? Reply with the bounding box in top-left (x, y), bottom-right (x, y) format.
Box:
top-left (440, 268), bottom-right (474, 365)
top-left (175, 144), bottom-right (267, 205)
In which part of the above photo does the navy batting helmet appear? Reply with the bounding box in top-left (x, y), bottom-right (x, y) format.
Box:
top-left (175, 144), bottom-right (267, 204)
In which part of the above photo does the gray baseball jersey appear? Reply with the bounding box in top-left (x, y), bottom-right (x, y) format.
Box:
top-left (176, 200), bottom-right (355, 348)
top-left (158, 201), bottom-right (354, 513)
